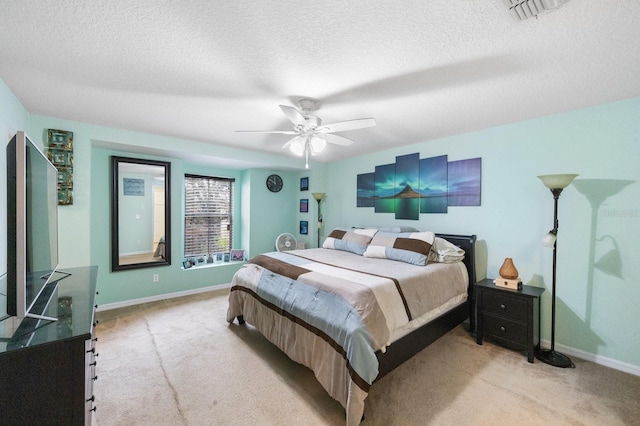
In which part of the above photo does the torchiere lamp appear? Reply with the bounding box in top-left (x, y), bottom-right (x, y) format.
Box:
top-left (535, 173), bottom-right (578, 368)
top-left (312, 192), bottom-right (325, 248)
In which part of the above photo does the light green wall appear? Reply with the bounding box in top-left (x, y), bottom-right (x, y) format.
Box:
top-left (21, 113), bottom-right (301, 305)
top-left (244, 168), bottom-right (298, 257)
top-left (2, 76), bottom-right (639, 369)
top-left (324, 98), bottom-right (640, 368)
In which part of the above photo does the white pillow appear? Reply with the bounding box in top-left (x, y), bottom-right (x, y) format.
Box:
top-left (428, 237), bottom-right (465, 263)
top-left (363, 231), bottom-right (435, 266)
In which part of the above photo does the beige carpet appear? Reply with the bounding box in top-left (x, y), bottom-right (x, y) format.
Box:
top-left (93, 288), bottom-right (640, 426)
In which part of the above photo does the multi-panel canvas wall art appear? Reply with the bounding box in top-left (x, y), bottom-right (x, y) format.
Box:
top-left (357, 153), bottom-right (481, 220)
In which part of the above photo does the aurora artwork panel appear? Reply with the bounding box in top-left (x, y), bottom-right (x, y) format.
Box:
top-left (357, 173), bottom-right (375, 207)
top-left (374, 163), bottom-right (396, 213)
top-left (420, 155), bottom-right (448, 213)
top-left (394, 153), bottom-right (420, 220)
top-left (447, 157), bottom-right (481, 206)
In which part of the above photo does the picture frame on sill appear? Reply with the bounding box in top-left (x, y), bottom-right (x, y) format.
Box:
top-left (300, 177), bottom-right (309, 191)
top-left (230, 249), bottom-right (245, 261)
top-left (300, 198), bottom-right (308, 213)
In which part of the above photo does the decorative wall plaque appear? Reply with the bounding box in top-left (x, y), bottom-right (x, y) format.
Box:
top-left (47, 129), bottom-right (74, 205)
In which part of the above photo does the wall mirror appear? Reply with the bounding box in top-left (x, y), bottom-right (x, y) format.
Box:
top-left (111, 156), bottom-right (171, 271)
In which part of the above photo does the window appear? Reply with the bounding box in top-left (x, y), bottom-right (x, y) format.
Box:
top-left (184, 174), bottom-right (234, 258)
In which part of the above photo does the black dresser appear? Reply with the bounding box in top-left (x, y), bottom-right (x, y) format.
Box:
top-left (0, 266), bottom-right (98, 425)
top-left (475, 278), bottom-right (544, 363)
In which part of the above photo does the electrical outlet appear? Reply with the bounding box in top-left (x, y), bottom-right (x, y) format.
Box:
top-left (153, 274), bottom-right (159, 282)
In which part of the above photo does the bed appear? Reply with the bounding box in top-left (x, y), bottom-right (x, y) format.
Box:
top-left (227, 231), bottom-right (476, 425)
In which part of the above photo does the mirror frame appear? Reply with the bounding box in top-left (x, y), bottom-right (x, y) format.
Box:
top-left (111, 156), bottom-right (171, 271)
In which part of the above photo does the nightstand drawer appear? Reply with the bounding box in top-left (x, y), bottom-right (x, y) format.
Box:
top-left (482, 291), bottom-right (528, 323)
top-left (482, 314), bottom-right (527, 347)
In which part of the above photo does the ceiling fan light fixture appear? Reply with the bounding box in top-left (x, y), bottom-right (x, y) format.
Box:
top-left (289, 137), bottom-right (305, 156)
top-left (309, 135), bottom-right (326, 155)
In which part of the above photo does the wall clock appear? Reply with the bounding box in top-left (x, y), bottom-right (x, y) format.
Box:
top-left (266, 174), bottom-right (283, 192)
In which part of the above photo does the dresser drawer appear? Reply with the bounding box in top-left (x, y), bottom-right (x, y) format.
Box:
top-left (482, 291), bottom-right (528, 323)
top-left (482, 313), bottom-right (527, 348)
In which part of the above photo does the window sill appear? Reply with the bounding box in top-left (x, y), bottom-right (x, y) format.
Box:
top-left (182, 261), bottom-right (244, 271)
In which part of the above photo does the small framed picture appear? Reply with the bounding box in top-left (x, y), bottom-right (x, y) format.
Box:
top-left (224, 252), bottom-right (230, 262)
top-left (230, 249), bottom-right (245, 261)
top-left (300, 199), bottom-right (308, 213)
top-left (300, 177), bottom-right (309, 191)
top-left (216, 253), bottom-right (223, 261)
top-left (300, 220), bottom-right (309, 235)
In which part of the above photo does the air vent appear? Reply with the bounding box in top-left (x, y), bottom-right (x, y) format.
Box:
top-left (501, 0), bottom-right (568, 21)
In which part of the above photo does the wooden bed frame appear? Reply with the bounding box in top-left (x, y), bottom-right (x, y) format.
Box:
top-left (375, 233), bottom-right (477, 380)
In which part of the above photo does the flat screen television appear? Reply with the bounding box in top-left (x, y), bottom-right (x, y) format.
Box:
top-left (6, 131), bottom-right (60, 321)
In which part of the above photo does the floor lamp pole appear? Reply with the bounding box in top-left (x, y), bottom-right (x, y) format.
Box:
top-left (317, 198), bottom-right (321, 248)
top-left (535, 186), bottom-right (575, 368)
top-left (550, 189), bottom-right (559, 353)
top-left (312, 193), bottom-right (325, 248)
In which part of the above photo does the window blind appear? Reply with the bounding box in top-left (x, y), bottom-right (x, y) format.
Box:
top-left (184, 174), bottom-right (234, 257)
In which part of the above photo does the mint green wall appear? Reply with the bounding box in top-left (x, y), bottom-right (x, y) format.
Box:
top-left (88, 148), bottom-right (249, 304)
top-left (324, 98), bottom-right (640, 368)
top-left (245, 168), bottom-right (299, 256)
top-left (2, 76), bottom-right (639, 369)
top-left (21, 114), bottom-right (300, 305)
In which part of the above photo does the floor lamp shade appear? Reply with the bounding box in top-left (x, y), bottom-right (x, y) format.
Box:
top-left (538, 174), bottom-right (578, 189)
top-left (535, 173), bottom-right (577, 368)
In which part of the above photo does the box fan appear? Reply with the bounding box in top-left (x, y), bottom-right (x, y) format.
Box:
top-left (275, 233), bottom-right (301, 251)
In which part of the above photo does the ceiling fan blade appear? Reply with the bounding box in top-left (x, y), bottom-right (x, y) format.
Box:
top-left (279, 105), bottom-right (307, 127)
top-left (324, 133), bottom-right (354, 146)
top-left (318, 118), bottom-right (376, 133)
top-left (235, 130), bottom-right (297, 134)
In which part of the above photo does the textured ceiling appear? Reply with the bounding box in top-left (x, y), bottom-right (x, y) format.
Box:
top-left (1, 1), bottom-right (639, 169)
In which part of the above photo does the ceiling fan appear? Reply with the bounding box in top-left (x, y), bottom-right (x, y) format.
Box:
top-left (237, 99), bottom-right (376, 168)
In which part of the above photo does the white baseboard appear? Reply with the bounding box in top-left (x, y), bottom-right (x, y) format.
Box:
top-left (541, 339), bottom-right (640, 377)
top-left (96, 283), bottom-right (231, 312)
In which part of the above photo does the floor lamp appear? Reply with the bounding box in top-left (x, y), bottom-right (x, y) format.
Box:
top-left (535, 174), bottom-right (578, 368)
top-left (312, 192), bottom-right (325, 248)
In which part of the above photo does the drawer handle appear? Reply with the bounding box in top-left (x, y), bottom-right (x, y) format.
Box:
top-left (500, 304), bottom-right (506, 309)
top-left (90, 361), bottom-right (97, 367)
top-left (90, 406), bottom-right (97, 412)
top-left (86, 395), bottom-right (95, 403)
top-left (500, 326), bottom-right (506, 332)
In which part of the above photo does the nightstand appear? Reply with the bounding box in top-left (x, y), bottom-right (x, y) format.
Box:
top-left (475, 278), bottom-right (545, 363)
